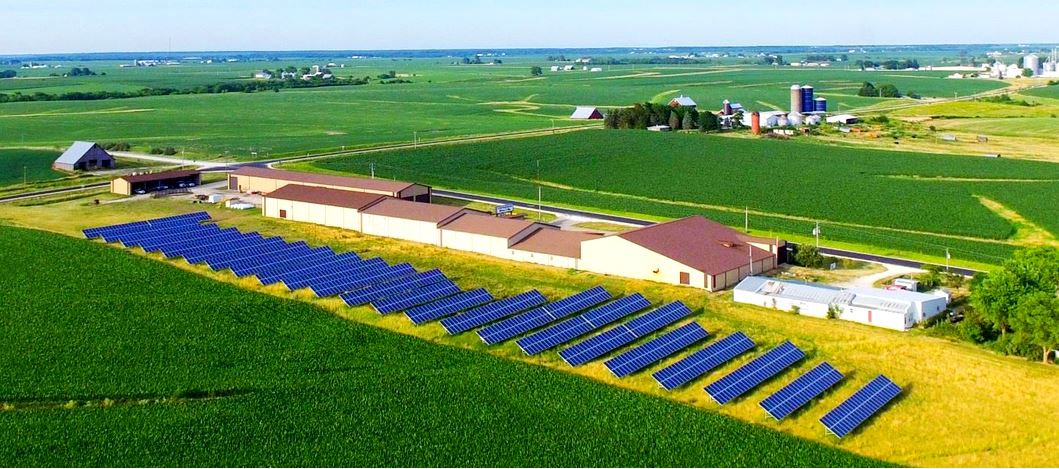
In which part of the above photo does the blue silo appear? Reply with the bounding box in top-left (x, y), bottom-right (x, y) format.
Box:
top-left (814, 97), bottom-right (827, 113)
top-left (801, 85), bottom-right (814, 115)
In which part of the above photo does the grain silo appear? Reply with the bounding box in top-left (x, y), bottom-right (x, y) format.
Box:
top-left (814, 97), bottom-right (828, 113)
top-left (1024, 54), bottom-right (1041, 74)
top-left (801, 85), bottom-right (814, 116)
top-left (788, 112), bottom-right (805, 126)
top-left (790, 85), bottom-right (803, 113)
top-left (751, 112), bottom-right (761, 135)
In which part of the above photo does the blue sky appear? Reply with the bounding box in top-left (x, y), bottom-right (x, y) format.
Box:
top-left (3, 0), bottom-right (1058, 54)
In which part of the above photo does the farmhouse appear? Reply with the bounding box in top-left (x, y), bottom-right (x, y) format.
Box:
top-left (229, 167), bottom-right (431, 201)
top-left (111, 170), bottom-right (201, 196)
top-left (53, 141), bottom-right (114, 171)
top-left (669, 95), bottom-right (697, 108)
top-left (733, 276), bottom-right (949, 331)
top-left (570, 106), bottom-right (604, 120)
top-left (579, 216), bottom-right (783, 291)
top-left (262, 184), bottom-right (386, 231)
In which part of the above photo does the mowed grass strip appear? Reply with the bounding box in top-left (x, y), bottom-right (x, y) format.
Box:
top-left (0, 225), bottom-right (884, 467)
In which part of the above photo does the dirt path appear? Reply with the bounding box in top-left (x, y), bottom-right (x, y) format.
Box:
top-left (975, 196), bottom-right (1058, 246)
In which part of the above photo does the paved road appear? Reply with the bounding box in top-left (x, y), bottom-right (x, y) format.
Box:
top-left (433, 189), bottom-right (982, 276)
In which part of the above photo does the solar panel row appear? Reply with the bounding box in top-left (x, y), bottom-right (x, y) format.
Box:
top-left (760, 362), bottom-right (844, 420)
top-left (341, 269), bottom-right (447, 307)
top-left (373, 280), bottom-right (460, 314)
top-left (652, 332), bottom-right (755, 391)
top-left (559, 301), bottom-right (692, 367)
top-left (604, 322), bottom-right (709, 378)
top-left (441, 290), bottom-right (548, 334)
top-left (406, 288), bottom-right (494, 324)
top-left (478, 287), bottom-right (612, 345)
top-left (516, 294), bottom-right (650, 355)
top-left (820, 375), bottom-right (901, 438)
top-left (705, 341), bottom-right (805, 404)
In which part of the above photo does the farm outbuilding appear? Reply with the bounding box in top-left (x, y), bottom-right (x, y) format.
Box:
top-left (669, 95), bottom-right (697, 107)
top-left (360, 198), bottom-right (480, 246)
top-left (53, 141), bottom-right (114, 171)
top-left (509, 228), bottom-right (601, 269)
top-left (262, 184), bottom-right (387, 231)
top-left (229, 167), bottom-right (431, 202)
top-left (110, 170), bottom-right (201, 196)
top-left (570, 106), bottom-right (604, 120)
top-left (734, 277), bottom-right (949, 331)
top-left (439, 214), bottom-right (556, 258)
top-left (579, 216), bottom-right (783, 291)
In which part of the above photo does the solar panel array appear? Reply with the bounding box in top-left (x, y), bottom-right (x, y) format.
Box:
top-left (478, 287), bottom-right (612, 345)
top-left (87, 214), bottom-right (905, 437)
top-left (761, 362), bottom-right (844, 420)
top-left (605, 322), bottom-right (709, 378)
top-left (705, 341), bottom-right (805, 405)
top-left (516, 294), bottom-right (650, 355)
top-left (820, 375), bottom-right (902, 438)
top-left (653, 332), bottom-right (755, 390)
top-left (559, 302), bottom-right (692, 367)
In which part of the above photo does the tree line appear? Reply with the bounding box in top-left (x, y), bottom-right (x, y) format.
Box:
top-left (856, 59), bottom-right (920, 70)
top-left (858, 81), bottom-right (916, 98)
top-left (0, 76), bottom-right (372, 104)
top-left (967, 247), bottom-right (1059, 363)
top-left (602, 102), bottom-right (728, 132)
top-left (67, 67), bottom-right (96, 76)
top-left (0, 70), bottom-right (16, 79)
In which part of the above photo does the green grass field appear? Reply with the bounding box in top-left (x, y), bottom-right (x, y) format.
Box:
top-left (300, 130), bottom-right (1059, 265)
top-left (0, 59), bottom-right (1005, 160)
top-left (0, 224), bottom-right (885, 467)
top-left (0, 149), bottom-right (63, 186)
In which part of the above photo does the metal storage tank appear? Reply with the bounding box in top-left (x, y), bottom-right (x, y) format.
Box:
top-left (1024, 54), bottom-right (1040, 74)
top-left (751, 112), bottom-right (761, 135)
top-left (801, 85), bottom-right (814, 116)
top-left (805, 115), bottom-right (822, 126)
top-left (814, 97), bottom-right (828, 112)
top-left (788, 112), bottom-right (804, 126)
top-left (777, 115), bottom-right (790, 127)
top-left (765, 114), bottom-right (781, 127)
top-left (1045, 62), bottom-right (1056, 73)
top-left (790, 85), bottom-right (802, 113)
top-left (723, 99), bottom-right (733, 115)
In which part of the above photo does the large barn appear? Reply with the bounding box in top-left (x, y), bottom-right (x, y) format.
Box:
top-left (579, 216), bottom-right (783, 291)
top-left (229, 167), bottom-right (431, 201)
top-left (53, 141), bottom-right (114, 171)
top-left (570, 106), bottom-right (604, 120)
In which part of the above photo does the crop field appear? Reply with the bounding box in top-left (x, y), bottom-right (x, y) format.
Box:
top-left (0, 223), bottom-right (889, 467)
top-left (3, 197), bottom-right (1059, 467)
top-left (0, 57), bottom-right (1005, 160)
top-left (300, 130), bottom-right (1059, 266)
top-left (0, 149), bottom-right (63, 186)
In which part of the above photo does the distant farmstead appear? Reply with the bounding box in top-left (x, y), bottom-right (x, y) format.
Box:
top-left (53, 141), bottom-right (114, 171)
top-left (570, 106), bottom-right (604, 120)
top-left (669, 95), bottom-right (697, 108)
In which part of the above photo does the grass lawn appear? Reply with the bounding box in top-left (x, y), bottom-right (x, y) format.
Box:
top-left (2, 196), bottom-right (1059, 466)
top-left (0, 223), bottom-right (884, 467)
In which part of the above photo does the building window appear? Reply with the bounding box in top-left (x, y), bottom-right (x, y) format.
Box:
top-left (279, 209), bottom-right (287, 219)
top-left (679, 272), bottom-right (690, 285)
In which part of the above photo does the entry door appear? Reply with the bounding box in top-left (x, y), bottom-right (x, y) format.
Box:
top-left (679, 272), bottom-right (690, 285)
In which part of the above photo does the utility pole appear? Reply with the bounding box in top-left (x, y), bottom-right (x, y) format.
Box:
top-left (945, 248), bottom-right (951, 273)
top-left (813, 221), bottom-right (821, 249)
top-left (370, 162), bottom-right (376, 179)
top-left (748, 244), bottom-right (754, 276)
top-left (744, 206), bottom-right (749, 233)
top-left (23, 165), bottom-right (27, 186)
top-left (536, 159), bottom-right (542, 220)
top-left (414, 131), bottom-right (418, 149)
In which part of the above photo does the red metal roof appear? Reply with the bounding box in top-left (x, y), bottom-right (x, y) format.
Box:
top-left (264, 184), bottom-right (387, 211)
top-left (361, 198), bottom-right (473, 224)
top-left (114, 170), bottom-right (200, 184)
top-left (511, 228), bottom-right (602, 258)
top-left (232, 166), bottom-right (421, 195)
top-left (615, 216), bottom-right (777, 275)
top-left (440, 213), bottom-right (546, 238)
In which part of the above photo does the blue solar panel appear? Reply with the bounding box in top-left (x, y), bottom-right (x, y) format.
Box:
top-left (652, 332), bottom-right (755, 391)
top-left (705, 341), bottom-right (805, 404)
top-left (258, 252), bottom-right (360, 286)
top-left (372, 280), bottom-right (460, 314)
top-left (559, 301), bottom-right (692, 366)
top-left (340, 269), bottom-right (447, 306)
top-left (292, 258), bottom-right (390, 291)
top-left (406, 289), bottom-right (494, 324)
top-left (760, 362), bottom-right (844, 420)
top-left (440, 290), bottom-right (548, 334)
top-left (820, 375), bottom-right (901, 438)
top-left (184, 237), bottom-right (287, 265)
top-left (216, 242), bottom-right (313, 272)
top-left (516, 294), bottom-right (650, 355)
top-left (312, 263), bottom-right (416, 298)
top-left (477, 286), bottom-right (611, 345)
top-left (605, 322), bottom-right (709, 378)
top-left (232, 247), bottom-right (334, 277)
top-left (83, 212), bottom-right (210, 239)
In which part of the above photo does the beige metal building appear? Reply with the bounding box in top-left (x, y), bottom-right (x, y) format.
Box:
top-left (509, 228), bottom-right (601, 269)
top-left (262, 184), bottom-right (386, 231)
top-left (439, 214), bottom-right (556, 258)
top-left (229, 167), bottom-right (431, 201)
top-left (360, 198), bottom-right (480, 246)
top-left (579, 216), bottom-right (782, 291)
top-left (111, 170), bottom-right (201, 196)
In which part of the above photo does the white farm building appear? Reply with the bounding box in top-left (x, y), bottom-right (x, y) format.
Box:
top-left (733, 277), bottom-right (949, 331)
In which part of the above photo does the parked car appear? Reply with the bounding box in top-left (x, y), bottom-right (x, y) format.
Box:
top-left (186, 182), bottom-right (196, 187)
top-left (178, 182), bottom-right (187, 188)
top-left (134, 189), bottom-right (146, 195)
top-left (157, 184), bottom-right (169, 190)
